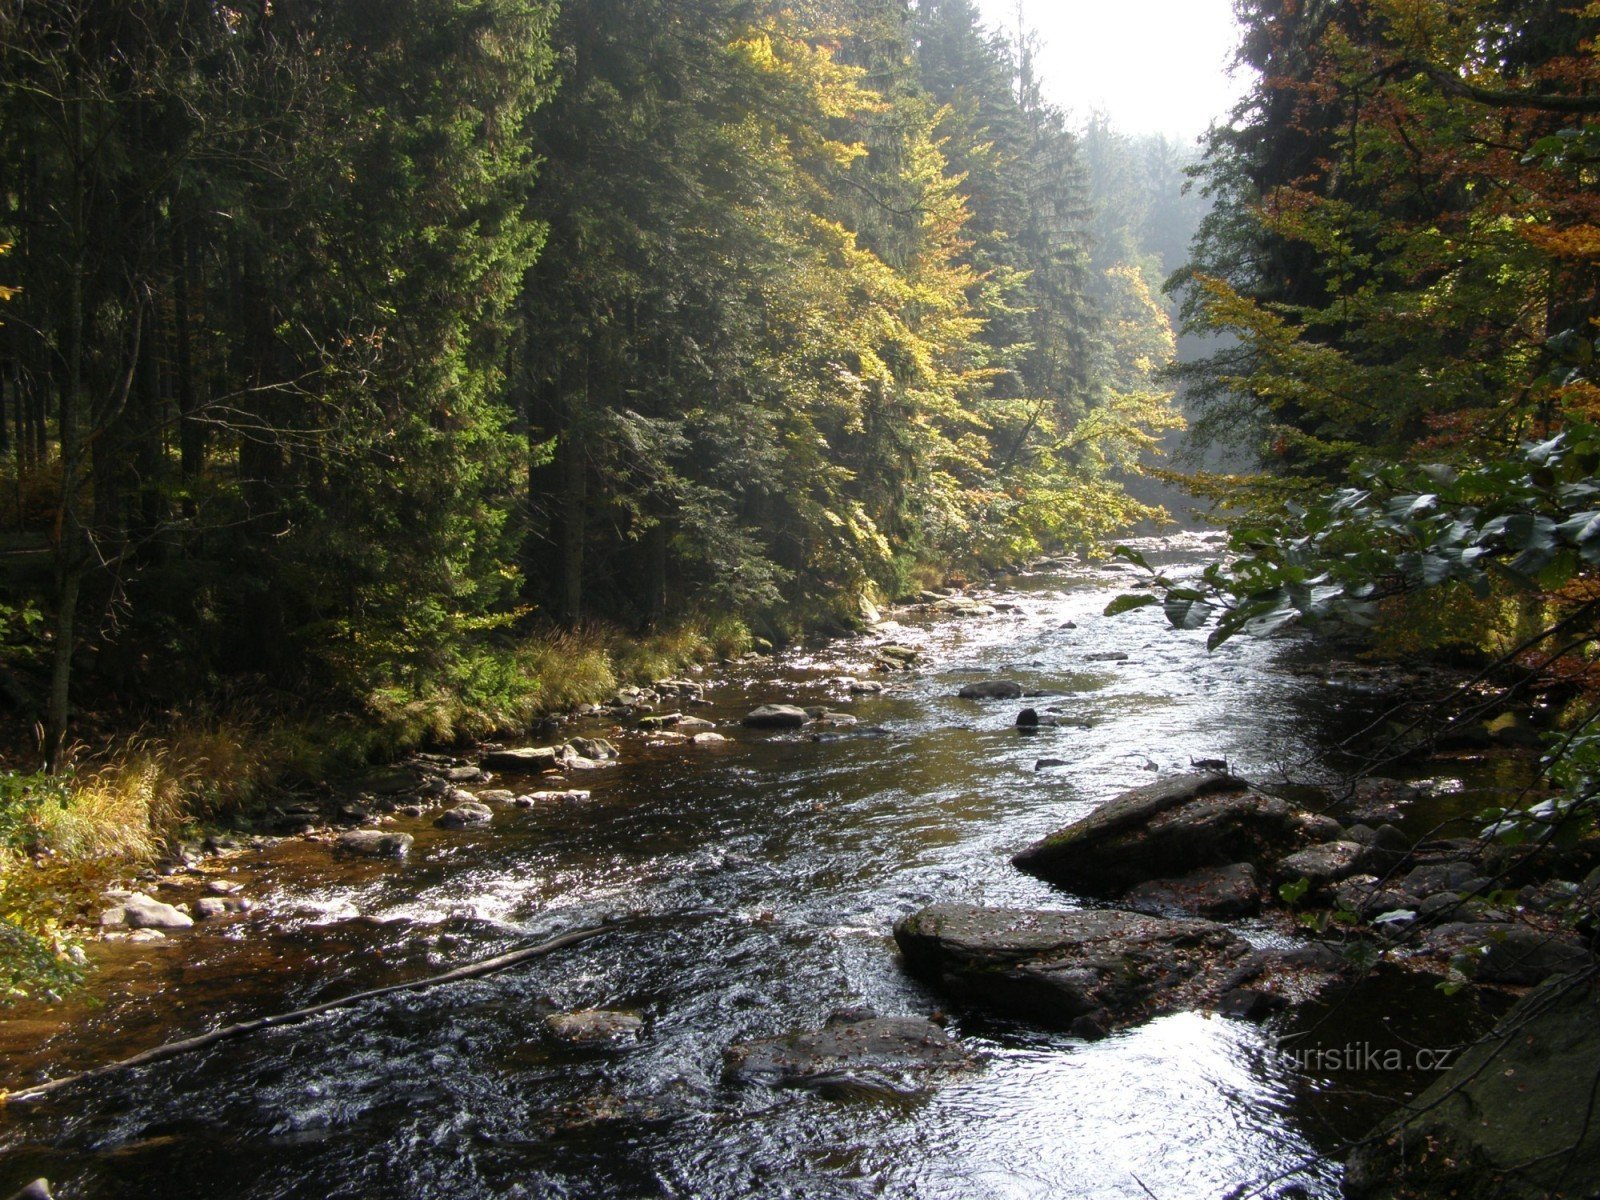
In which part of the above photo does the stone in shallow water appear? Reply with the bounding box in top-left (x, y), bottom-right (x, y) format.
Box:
top-left (480, 746), bottom-right (561, 771)
top-left (546, 1009), bottom-right (644, 1044)
top-left (956, 679), bottom-right (1023, 700)
top-left (742, 704), bottom-right (810, 729)
top-left (435, 802), bottom-right (493, 829)
top-left (513, 790), bottom-right (592, 806)
top-left (894, 903), bottom-right (1252, 1031)
top-left (336, 830), bottom-right (414, 859)
top-left (100, 893), bottom-right (195, 930)
top-left (723, 1015), bottom-right (971, 1085)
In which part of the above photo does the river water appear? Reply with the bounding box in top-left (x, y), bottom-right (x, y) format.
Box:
top-left (0, 532), bottom-right (1513, 1199)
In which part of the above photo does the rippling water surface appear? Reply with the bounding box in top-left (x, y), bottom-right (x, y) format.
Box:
top-left (0, 534), bottom-right (1510, 1199)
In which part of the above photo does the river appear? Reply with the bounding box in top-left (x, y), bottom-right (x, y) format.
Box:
top-left (0, 531), bottom-right (1515, 1199)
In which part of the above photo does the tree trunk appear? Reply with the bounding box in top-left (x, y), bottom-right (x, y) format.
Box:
top-left (645, 518), bottom-right (668, 629)
top-left (558, 417), bottom-right (586, 626)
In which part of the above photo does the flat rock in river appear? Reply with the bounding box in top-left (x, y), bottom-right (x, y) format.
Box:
top-left (723, 1015), bottom-right (971, 1085)
top-left (1013, 773), bottom-right (1325, 894)
top-left (742, 704), bottom-right (810, 729)
top-left (957, 679), bottom-right (1024, 700)
top-left (481, 746), bottom-right (561, 771)
top-left (894, 903), bottom-right (1252, 1032)
top-left (336, 830), bottom-right (414, 859)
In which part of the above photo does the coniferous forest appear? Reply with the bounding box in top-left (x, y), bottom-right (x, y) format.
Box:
top-left (4, 3), bottom-right (1600, 1198)
top-left (0, 0), bottom-right (1185, 771)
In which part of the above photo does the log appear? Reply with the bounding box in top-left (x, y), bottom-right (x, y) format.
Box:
top-left (2, 922), bottom-right (612, 1104)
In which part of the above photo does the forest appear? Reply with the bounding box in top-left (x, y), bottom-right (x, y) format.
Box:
top-left (0, 0), bottom-right (1190, 771)
top-left (2, 0), bottom-right (1600, 1197)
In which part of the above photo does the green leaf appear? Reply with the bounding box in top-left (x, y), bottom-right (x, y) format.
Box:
top-left (1104, 593), bottom-right (1160, 617)
top-left (1111, 545), bottom-right (1152, 572)
top-left (1164, 595), bottom-right (1215, 630)
top-left (1557, 511), bottom-right (1600, 544)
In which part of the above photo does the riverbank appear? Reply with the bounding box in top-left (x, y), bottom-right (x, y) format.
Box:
top-left (0, 531), bottom-right (1590, 1200)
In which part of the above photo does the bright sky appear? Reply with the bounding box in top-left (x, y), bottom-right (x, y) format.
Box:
top-left (973, 0), bottom-right (1251, 142)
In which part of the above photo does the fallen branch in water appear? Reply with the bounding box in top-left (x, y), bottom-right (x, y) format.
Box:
top-left (2, 922), bottom-right (614, 1105)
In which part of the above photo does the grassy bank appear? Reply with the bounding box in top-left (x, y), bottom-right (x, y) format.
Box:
top-left (0, 615), bottom-right (750, 1004)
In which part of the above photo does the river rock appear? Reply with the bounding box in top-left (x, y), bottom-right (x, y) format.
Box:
top-left (876, 645), bottom-right (920, 669)
top-left (850, 679), bottom-right (886, 694)
top-left (1422, 922), bottom-right (1593, 986)
top-left (690, 732), bottom-right (728, 746)
top-left (893, 903), bottom-right (1252, 1032)
top-left (193, 896), bottom-right (253, 919)
top-left (723, 1014), bottom-right (970, 1085)
top-left (567, 737), bottom-right (619, 760)
top-left (100, 893), bottom-right (195, 930)
top-left (336, 830), bottom-right (415, 859)
top-left (204, 879), bottom-right (244, 896)
top-left (1333, 875), bottom-right (1421, 920)
top-left (932, 596), bottom-right (995, 618)
top-left (1121, 863), bottom-right (1263, 919)
top-left (514, 790), bottom-right (591, 805)
top-left (1344, 973), bottom-right (1600, 1200)
top-left (957, 679), bottom-right (1023, 700)
top-left (546, 1009), bottom-right (644, 1044)
top-left (1013, 773), bottom-right (1321, 894)
top-left (4, 1180), bottom-right (51, 1200)
top-left (481, 746), bottom-right (561, 771)
top-left (1401, 861), bottom-right (1492, 900)
top-left (351, 766), bottom-right (420, 795)
top-left (1341, 822), bottom-right (1410, 871)
top-left (743, 704), bottom-right (810, 729)
top-left (435, 802), bottom-right (494, 829)
top-left (678, 716), bottom-right (716, 730)
top-left (1274, 840), bottom-right (1369, 892)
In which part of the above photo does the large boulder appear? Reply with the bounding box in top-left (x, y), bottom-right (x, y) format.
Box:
top-left (893, 903), bottom-right (1252, 1034)
top-left (723, 1014), bottom-right (970, 1085)
top-left (742, 704), bottom-right (810, 729)
top-left (1013, 773), bottom-right (1326, 895)
top-left (957, 679), bottom-right (1023, 700)
top-left (1344, 974), bottom-right (1600, 1199)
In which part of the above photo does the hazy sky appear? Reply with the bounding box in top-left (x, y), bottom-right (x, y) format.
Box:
top-left (972, 0), bottom-right (1250, 142)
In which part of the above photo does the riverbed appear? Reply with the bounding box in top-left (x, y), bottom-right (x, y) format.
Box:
top-left (0, 532), bottom-right (1519, 1199)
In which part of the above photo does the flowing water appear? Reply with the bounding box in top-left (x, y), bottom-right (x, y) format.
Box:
top-left (0, 533), bottom-right (1518, 1200)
